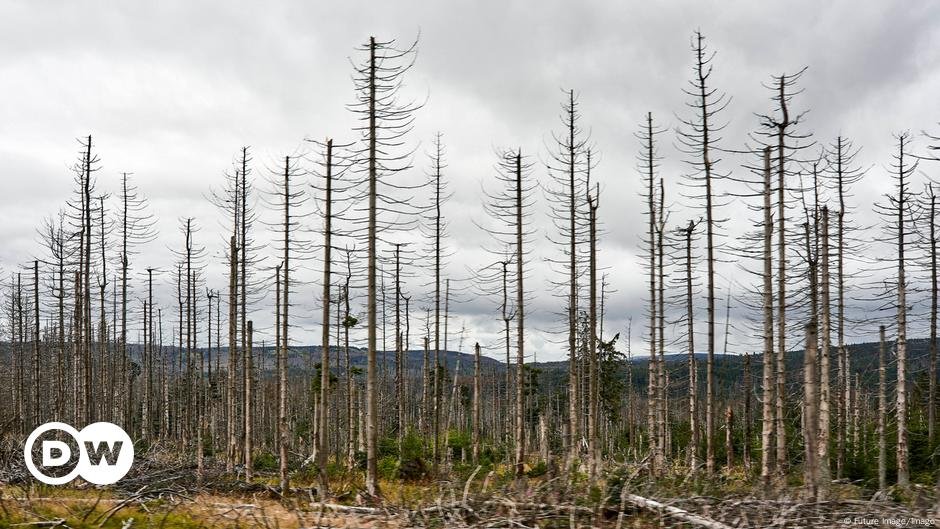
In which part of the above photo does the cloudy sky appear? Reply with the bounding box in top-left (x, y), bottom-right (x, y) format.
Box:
top-left (2, 1), bottom-right (939, 361)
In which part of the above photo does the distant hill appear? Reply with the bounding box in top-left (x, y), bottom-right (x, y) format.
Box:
top-left (120, 336), bottom-right (933, 390)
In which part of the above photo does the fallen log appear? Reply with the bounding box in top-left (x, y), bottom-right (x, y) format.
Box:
top-left (622, 493), bottom-right (735, 529)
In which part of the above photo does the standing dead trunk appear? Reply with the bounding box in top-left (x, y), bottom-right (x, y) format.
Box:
top-left (803, 323), bottom-right (818, 500)
top-left (760, 147), bottom-right (776, 491)
top-left (743, 352), bottom-right (752, 472)
top-left (244, 320), bottom-right (253, 482)
top-left (895, 135), bottom-right (911, 488)
top-left (279, 156), bottom-right (292, 493)
top-left (473, 342), bottom-right (481, 462)
top-left (227, 234), bottom-right (238, 472)
top-left (364, 36), bottom-right (380, 497)
top-left (513, 152), bottom-right (527, 478)
top-left (928, 185), bottom-right (938, 444)
top-left (773, 79), bottom-right (790, 482)
top-left (318, 139), bottom-right (334, 497)
top-left (32, 261), bottom-right (40, 429)
top-left (817, 206), bottom-right (832, 497)
top-left (683, 220), bottom-right (699, 473)
top-left (587, 176), bottom-right (599, 478)
top-left (878, 325), bottom-right (887, 491)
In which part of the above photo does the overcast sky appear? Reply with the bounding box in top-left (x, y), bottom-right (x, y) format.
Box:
top-left (2, 1), bottom-right (940, 362)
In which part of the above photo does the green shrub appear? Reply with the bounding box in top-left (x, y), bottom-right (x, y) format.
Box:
top-left (253, 451), bottom-right (278, 471)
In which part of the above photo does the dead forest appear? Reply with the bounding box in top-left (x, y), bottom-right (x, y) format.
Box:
top-left (3, 31), bottom-right (940, 528)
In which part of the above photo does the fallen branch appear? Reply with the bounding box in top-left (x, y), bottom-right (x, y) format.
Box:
top-left (622, 493), bottom-right (735, 529)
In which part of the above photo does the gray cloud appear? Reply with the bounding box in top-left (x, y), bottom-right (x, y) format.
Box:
top-left (1, 1), bottom-right (939, 361)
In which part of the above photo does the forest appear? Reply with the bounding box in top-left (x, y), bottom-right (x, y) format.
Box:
top-left (2, 29), bottom-right (940, 528)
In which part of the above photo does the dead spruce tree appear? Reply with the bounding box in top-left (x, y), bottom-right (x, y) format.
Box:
top-left (309, 138), bottom-right (353, 496)
top-left (754, 68), bottom-right (812, 481)
top-left (38, 210), bottom-right (73, 423)
top-left (585, 152), bottom-right (601, 478)
top-left (209, 147), bottom-right (261, 470)
top-left (264, 154), bottom-right (309, 491)
top-left (64, 136), bottom-right (100, 425)
top-left (116, 172), bottom-right (157, 437)
top-left (824, 136), bottom-right (866, 477)
top-left (637, 112), bottom-right (666, 473)
top-left (544, 89), bottom-right (590, 467)
top-left (348, 35), bottom-right (421, 496)
top-left (481, 149), bottom-right (536, 478)
top-left (873, 132), bottom-right (918, 487)
top-left (674, 218), bottom-right (702, 472)
top-left (677, 30), bottom-right (731, 474)
top-left (418, 132), bottom-right (453, 467)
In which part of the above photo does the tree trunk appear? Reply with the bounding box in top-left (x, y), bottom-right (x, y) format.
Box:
top-left (513, 152), bottom-right (526, 478)
top-left (896, 136), bottom-right (910, 488)
top-left (929, 186), bottom-right (938, 444)
top-left (760, 147), bottom-right (776, 491)
top-left (817, 206), bottom-right (832, 498)
top-left (319, 140), bottom-right (334, 496)
top-left (473, 342), bottom-right (481, 462)
top-left (365, 35), bottom-right (380, 497)
top-left (878, 325), bottom-right (887, 491)
top-left (684, 221), bottom-right (698, 473)
top-left (587, 178), bottom-right (599, 478)
top-left (244, 320), bottom-right (253, 482)
top-left (803, 323), bottom-right (818, 500)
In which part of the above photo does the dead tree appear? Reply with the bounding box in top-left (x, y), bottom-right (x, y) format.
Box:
top-left (481, 149), bottom-right (535, 477)
top-left (679, 219), bottom-right (701, 472)
top-left (348, 35), bottom-right (421, 496)
top-left (817, 205), bottom-right (832, 497)
top-left (927, 184), bottom-right (939, 445)
top-left (421, 133), bottom-right (452, 467)
top-left (637, 112), bottom-right (665, 473)
top-left (824, 136), bottom-right (865, 477)
top-left (878, 325), bottom-right (887, 491)
top-left (309, 138), bottom-right (351, 496)
top-left (473, 341), bottom-right (481, 462)
top-left (759, 147), bottom-right (776, 490)
top-left (802, 322), bottom-right (819, 500)
top-left (586, 158), bottom-right (600, 478)
top-left (245, 320), bottom-right (254, 482)
top-left (544, 89), bottom-right (590, 467)
top-left (755, 68), bottom-right (812, 481)
top-left (116, 172), bottom-right (156, 436)
top-left (677, 31), bottom-right (730, 475)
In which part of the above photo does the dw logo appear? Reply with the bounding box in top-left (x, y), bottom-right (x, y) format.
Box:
top-left (24, 422), bottom-right (134, 485)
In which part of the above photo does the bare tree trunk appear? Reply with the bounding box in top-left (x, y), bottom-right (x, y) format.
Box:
top-left (227, 234), bottom-right (238, 472)
top-left (513, 152), bottom-right (527, 479)
top-left (743, 352), bottom-right (752, 472)
top-left (244, 320), bottom-right (253, 482)
top-left (365, 36), bottom-right (380, 497)
top-left (473, 342), bottom-right (481, 462)
top-left (656, 180), bottom-right (667, 474)
top-left (803, 323), bottom-right (818, 500)
top-left (818, 206), bottom-right (832, 497)
top-left (32, 261), bottom-right (40, 429)
top-left (318, 140), bottom-right (334, 496)
top-left (566, 90), bottom-right (581, 470)
top-left (878, 325), bottom-right (887, 491)
top-left (280, 156), bottom-right (292, 493)
top-left (394, 245), bottom-right (404, 464)
top-left (586, 176), bottom-right (600, 477)
top-left (684, 221), bottom-right (698, 473)
top-left (929, 185), bottom-right (938, 444)
top-left (760, 147), bottom-right (776, 491)
top-left (774, 82), bottom-right (789, 482)
top-left (896, 137), bottom-right (910, 488)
